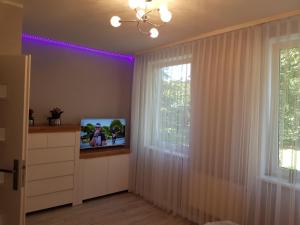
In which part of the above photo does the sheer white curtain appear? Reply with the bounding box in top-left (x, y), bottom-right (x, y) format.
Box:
top-left (187, 24), bottom-right (263, 224)
top-left (130, 16), bottom-right (300, 225)
top-left (130, 45), bottom-right (192, 212)
top-left (248, 16), bottom-right (300, 225)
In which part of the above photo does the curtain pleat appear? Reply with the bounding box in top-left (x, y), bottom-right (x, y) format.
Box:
top-left (130, 16), bottom-right (300, 225)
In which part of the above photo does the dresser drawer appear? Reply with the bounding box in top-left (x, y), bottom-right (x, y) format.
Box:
top-left (28, 132), bottom-right (76, 149)
top-left (26, 190), bottom-right (73, 213)
top-left (47, 132), bottom-right (76, 147)
top-left (27, 147), bottom-right (74, 165)
top-left (28, 134), bottom-right (47, 149)
top-left (27, 161), bottom-right (75, 181)
top-left (27, 175), bottom-right (74, 197)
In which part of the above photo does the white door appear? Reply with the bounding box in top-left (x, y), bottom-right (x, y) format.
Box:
top-left (0, 55), bottom-right (30, 225)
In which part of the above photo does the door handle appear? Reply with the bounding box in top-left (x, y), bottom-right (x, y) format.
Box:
top-left (0, 159), bottom-right (19, 191)
top-left (0, 169), bottom-right (13, 173)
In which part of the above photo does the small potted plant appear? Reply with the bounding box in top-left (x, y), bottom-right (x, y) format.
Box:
top-left (29, 108), bottom-right (34, 126)
top-left (48, 107), bottom-right (64, 126)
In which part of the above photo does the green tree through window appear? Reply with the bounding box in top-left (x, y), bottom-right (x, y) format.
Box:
top-left (279, 47), bottom-right (300, 170)
top-left (158, 63), bottom-right (191, 148)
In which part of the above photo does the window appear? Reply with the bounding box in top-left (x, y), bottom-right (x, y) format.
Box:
top-left (153, 63), bottom-right (191, 151)
top-left (279, 45), bottom-right (300, 171)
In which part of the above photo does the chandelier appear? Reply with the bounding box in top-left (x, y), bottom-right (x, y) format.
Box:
top-left (110, 0), bottom-right (172, 39)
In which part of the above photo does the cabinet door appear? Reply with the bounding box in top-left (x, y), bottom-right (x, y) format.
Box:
top-left (107, 154), bottom-right (129, 194)
top-left (80, 157), bottom-right (108, 200)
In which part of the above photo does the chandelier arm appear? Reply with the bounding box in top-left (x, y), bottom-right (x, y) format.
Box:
top-left (137, 21), bottom-right (150, 35)
top-left (145, 20), bottom-right (162, 28)
top-left (120, 19), bottom-right (139, 23)
top-left (144, 8), bottom-right (156, 17)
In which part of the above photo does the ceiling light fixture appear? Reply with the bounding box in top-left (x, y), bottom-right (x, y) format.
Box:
top-left (110, 0), bottom-right (172, 39)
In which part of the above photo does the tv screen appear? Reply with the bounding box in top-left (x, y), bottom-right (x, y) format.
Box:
top-left (80, 118), bottom-right (126, 150)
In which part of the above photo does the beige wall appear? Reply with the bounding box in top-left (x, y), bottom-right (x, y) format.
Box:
top-left (0, 1), bottom-right (23, 54)
top-left (22, 40), bottom-right (134, 129)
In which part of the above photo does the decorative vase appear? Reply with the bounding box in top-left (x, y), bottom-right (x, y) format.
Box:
top-left (48, 118), bottom-right (61, 126)
top-left (29, 119), bottom-right (34, 127)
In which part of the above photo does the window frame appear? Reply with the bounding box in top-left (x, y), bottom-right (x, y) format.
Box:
top-left (145, 58), bottom-right (192, 153)
top-left (267, 38), bottom-right (300, 183)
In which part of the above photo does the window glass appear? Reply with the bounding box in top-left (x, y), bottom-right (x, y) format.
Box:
top-left (279, 47), bottom-right (300, 171)
top-left (158, 63), bottom-right (191, 149)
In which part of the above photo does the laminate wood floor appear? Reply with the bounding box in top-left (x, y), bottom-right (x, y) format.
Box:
top-left (26, 192), bottom-right (196, 225)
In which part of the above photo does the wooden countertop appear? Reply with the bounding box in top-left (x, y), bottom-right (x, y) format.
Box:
top-left (29, 124), bottom-right (81, 133)
top-left (80, 147), bottom-right (130, 159)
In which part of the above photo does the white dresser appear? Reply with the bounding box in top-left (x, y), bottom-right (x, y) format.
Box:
top-left (26, 126), bottom-right (80, 213)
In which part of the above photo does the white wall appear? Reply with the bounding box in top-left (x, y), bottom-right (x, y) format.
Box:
top-left (22, 40), bottom-right (134, 130)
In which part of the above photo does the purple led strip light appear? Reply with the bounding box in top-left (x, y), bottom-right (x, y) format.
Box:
top-left (22, 33), bottom-right (134, 61)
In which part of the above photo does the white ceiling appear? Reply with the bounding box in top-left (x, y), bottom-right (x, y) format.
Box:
top-left (23, 0), bottom-right (300, 54)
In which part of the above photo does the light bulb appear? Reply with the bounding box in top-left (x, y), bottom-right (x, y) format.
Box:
top-left (138, 0), bottom-right (147, 9)
top-left (129, 0), bottom-right (147, 9)
top-left (136, 9), bottom-right (145, 20)
top-left (150, 28), bottom-right (159, 38)
top-left (110, 16), bottom-right (121, 27)
top-left (159, 3), bottom-right (169, 13)
top-left (160, 10), bottom-right (172, 23)
top-left (128, 0), bottom-right (139, 9)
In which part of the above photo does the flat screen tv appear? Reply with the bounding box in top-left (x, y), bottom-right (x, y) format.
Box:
top-left (80, 118), bottom-right (126, 150)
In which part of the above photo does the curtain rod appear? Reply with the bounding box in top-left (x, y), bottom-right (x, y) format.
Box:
top-left (135, 9), bottom-right (300, 56)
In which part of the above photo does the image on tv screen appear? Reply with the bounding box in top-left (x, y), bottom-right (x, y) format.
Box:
top-left (80, 118), bottom-right (126, 149)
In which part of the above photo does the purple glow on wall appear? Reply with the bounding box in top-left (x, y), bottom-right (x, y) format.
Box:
top-left (22, 33), bottom-right (134, 62)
